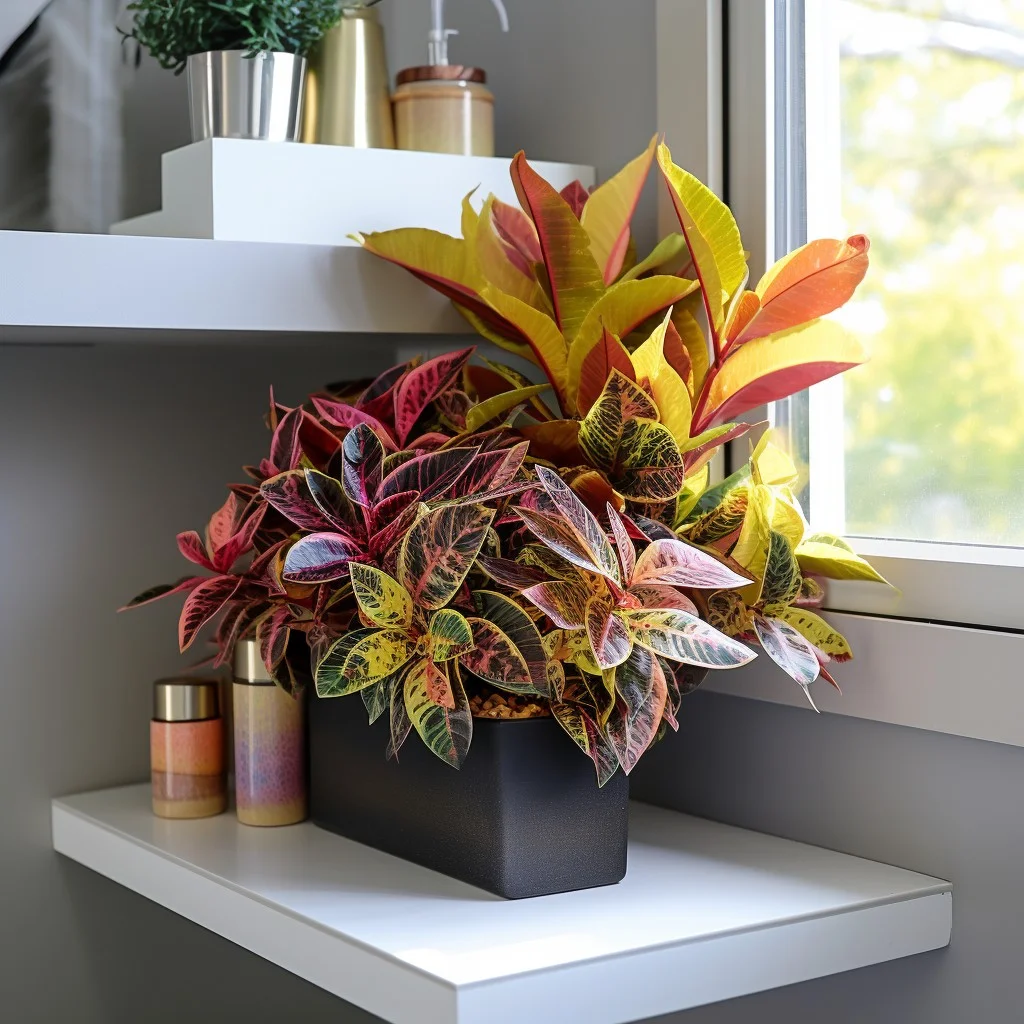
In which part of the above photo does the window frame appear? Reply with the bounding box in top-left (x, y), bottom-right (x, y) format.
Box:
top-left (655, 0), bottom-right (1024, 745)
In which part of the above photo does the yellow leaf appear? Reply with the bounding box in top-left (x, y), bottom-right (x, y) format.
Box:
top-left (620, 233), bottom-right (689, 283)
top-left (567, 275), bottom-right (698, 411)
top-left (656, 143), bottom-right (747, 338)
top-left (349, 564), bottom-right (413, 629)
top-left (581, 135), bottom-right (658, 284)
top-left (776, 606), bottom-right (853, 659)
top-left (630, 310), bottom-right (693, 446)
top-left (795, 540), bottom-right (889, 585)
top-left (751, 437), bottom-right (798, 487)
top-left (461, 189), bottom-right (480, 244)
top-left (730, 482), bottom-right (775, 604)
top-left (481, 285), bottom-right (570, 410)
top-left (464, 383), bottom-right (552, 432)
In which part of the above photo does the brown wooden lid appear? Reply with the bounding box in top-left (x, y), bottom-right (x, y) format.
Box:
top-left (396, 65), bottom-right (487, 86)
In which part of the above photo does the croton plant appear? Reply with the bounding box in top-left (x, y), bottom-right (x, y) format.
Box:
top-left (125, 136), bottom-right (887, 783)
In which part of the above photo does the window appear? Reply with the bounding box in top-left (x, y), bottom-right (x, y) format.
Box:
top-left (762, 0), bottom-right (1024, 629)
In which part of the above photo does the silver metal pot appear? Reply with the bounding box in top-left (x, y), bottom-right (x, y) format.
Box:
top-left (187, 51), bottom-right (307, 143)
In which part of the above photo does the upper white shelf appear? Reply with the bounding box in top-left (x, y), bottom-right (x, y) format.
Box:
top-left (53, 784), bottom-right (951, 1024)
top-left (0, 230), bottom-right (471, 342)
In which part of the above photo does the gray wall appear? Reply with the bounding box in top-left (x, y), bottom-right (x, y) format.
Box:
top-left (5, 1), bottom-right (1004, 1022)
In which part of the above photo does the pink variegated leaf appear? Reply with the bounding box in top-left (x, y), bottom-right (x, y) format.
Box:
top-left (258, 606), bottom-right (293, 674)
top-left (177, 531), bottom-right (215, 571)
top-left (522, 581), bottom-right (590, 630)
top-left (283, 533), bottom-right (363, 583)
top-left (605, 503), bottom-right (636, 583)
top-left (393, 347), bottom-right (475, 445)
top-left (246, 539), bottom-right (290, 593)
top-left (606, 660), bottom-right (667, 774)
top-left (368, 501), bottom-right (420, 558)
top-left (214, 601), bottom-right (270, 667)
top-left (448, 441), bottom-right (527, 494)
top-left (178, 575), bottom-right (242, 652)
top-left (627, 584), bottom-right (698, 615)
top-left (213, 502), bottom-right (267, 573)
top-left (753, 614), bottom-right (821, 705)
top-left (515, 506), bottom-right (610, 579)
top-left (476, 555), bottom-right (548, 590)
top-left (119, 575), bottom-right (206, 611)
top-left (311, 396), bottom-right (396, 448)
top-left (535, 465), bottom-right (621, 584)
top-left (632, 538), bottom-right (751, 589)
top-left (342, 423), bottom-right (386, 507)
top-left (586, 595), bottom-right (632, 670)
top-left (377, 446), bottom-right (479, 502)
top-left (370, 489), bottom-right (420, 530)
top-left (583, 712), bottom-right (621, 786)
top-left (270, 406), bottom-right (304, 472)
top-left (607, 645), bottom-right (659, 724)
top-left (261, 471), bottom-right (341, 533)
top-left (628, 609), bottom-right (756, 668)
top-left (491, 198), bottom-right (543, 273)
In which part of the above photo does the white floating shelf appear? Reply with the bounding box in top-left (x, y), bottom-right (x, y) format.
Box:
top-left (110, 140), bottom-right (595, 247)
top-left (0, 230), bottom-right (471, 342)
top-left (53, 784), bottom-right (950, 1024)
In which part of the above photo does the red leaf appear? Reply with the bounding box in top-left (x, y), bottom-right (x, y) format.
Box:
top-left (299, 410), bottom-right (344, 468)
top-left (261, 471), bottom-right (341, 533)
top-left (477, 555), bottom-right (548, 589)
top-left (206, 492), bottom-right (241, 552)
top-left (560, 180), bottom-right (590, 217)
top-left (178, 575), bottom-right (242, 652)
top-left (663, 319), bottom-right (692, 387)
top-left (491, 198), bottom-right (542, 271)
top-left (119, 575), bottom-right (206, 611)
top-left (213, 502), bottom-right (267, 573)
top-left (312, 395), bottom-right (396, 447)
top-left (577, 328), bottom-right (637, 416)
top-left (342, 423), bottom-right (386, 507)
top-left (377, 446), bottom-right (478, 502)
top-left (358, 359), bottom-right (417, 411)
top-left (177, 531), bottom-right (215, 570)
top-left (394, 348), bottom-right (474, 445)
top-left (270, 407), bottom-right (304, 472)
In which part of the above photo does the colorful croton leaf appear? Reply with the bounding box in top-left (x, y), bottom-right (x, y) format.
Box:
top-left (127, 139), bottom-right (886, 783)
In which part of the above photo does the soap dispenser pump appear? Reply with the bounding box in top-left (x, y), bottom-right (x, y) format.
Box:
top-left (393, 0), bottom-right (509, 157)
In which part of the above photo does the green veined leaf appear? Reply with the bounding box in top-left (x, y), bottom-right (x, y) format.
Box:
top-left (606, 656), bottom-right (668, 774)
top-left (685, 486), bottom-right (749, 544)
top-left (404, 660), bottom-right (473, 767)
top-left (472, 591), bottom-right (550, 695)
top-left (428, 608), bottom-right (476, 661)
top-left (706, 590), bottom-right (754, 637)
top-left (316, 628), bottom-right (415, 697)
top-left (579, 370), bottom-right (659, 473)
top-left (628, 609), bottom-right (756, 668)
top-left (349, 563), bottom-right (413, 629)
top-left (615, 419), bottom-right (686, 503)
top-left (776, 606), bottom-right (852, 661)
top-left (607, 644), bottom-right (657, 722)
top-left (760, 530), bottom-right (803, 607)
top-left (398, 503), bottom-right (495, 610)
top-left (361, 667), bottom-right (404, 725)
top-left (387, 672), bottom-right (414, 760)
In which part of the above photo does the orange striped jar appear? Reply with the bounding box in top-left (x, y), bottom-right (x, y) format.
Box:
top-left (150, 678), bottom-right (227, 819)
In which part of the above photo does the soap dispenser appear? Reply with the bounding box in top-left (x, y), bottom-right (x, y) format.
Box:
top-left (393, 0), bottom-right (509, 157)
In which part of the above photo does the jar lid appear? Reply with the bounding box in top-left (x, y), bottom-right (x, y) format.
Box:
top-left (153, 678), bottom-right (220, 722)
top-left (233, 638), bottom-right (275, 685)
top-left (396, 65), bottom-right (487, 86)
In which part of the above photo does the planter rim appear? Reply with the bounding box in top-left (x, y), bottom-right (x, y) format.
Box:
top-left (187, 50), bottom-right (307, 62)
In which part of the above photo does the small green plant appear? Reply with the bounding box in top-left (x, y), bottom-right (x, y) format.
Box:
top-left (123, 0), bottom-right (375, 74)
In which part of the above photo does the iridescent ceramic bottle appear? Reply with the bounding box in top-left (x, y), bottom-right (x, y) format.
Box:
top-left (232, 640), bottom-right (307, 827)
top-left (150, 678), bottom-right (227, 819)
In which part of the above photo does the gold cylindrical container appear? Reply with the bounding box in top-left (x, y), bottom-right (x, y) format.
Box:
top-left (303, 6), bottom-right (394, 147)
top-left (151, 678), bottom-right (226, 820)
top-left (393, 66), bottom-right (494, 156)
top-left (232, 640), bottom-right (308, 827)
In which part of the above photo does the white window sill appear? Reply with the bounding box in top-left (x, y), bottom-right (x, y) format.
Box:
top-left (708, 610), bottom-right (1024, 748)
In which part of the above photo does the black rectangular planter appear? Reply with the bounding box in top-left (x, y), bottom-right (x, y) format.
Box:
top-left (309, 695), bottom-right (629, 899)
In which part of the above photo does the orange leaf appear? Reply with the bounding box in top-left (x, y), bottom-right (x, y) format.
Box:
top-left (576, 327), bottom-right (637, 415)
top-left (519, 420), bottom-right (585, 465)
top-left (694, 319), bottom-right (867, 431)
top-left (734, 235), bottom-right (870, 345)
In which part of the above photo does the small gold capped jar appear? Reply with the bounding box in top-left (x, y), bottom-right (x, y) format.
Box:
top-left (150, 678), bottom-right (227, 819)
